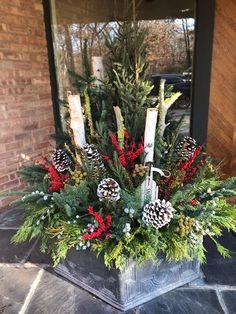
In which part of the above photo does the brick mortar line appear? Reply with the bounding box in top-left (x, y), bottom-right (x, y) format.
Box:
top-left (19, 268), bottom-right (44, 314)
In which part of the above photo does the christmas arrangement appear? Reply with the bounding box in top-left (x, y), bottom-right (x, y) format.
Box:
top-left (7, 22), bottom-right (236, 270)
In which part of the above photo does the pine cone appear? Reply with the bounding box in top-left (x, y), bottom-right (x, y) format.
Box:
top-left (83, 144), bottom-right (105, 171)
top-left (51, 149), bottom-right (71, 172)
top-left (97, 178), bottom-right (120, 202)
top-left (175, 136), bottom-right (197, 161)
top-left (142, 199), bottom-right (174, 229)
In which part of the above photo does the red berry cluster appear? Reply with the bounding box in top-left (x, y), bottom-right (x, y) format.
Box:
top-left (190, 199), bottom-right (200, 206)
top-left (109, 131), bottom-right (144, 170)
top-left (47, 165), bottom-right (68, 192)
top-left (82, 206), bottom-right (112, 241)
top-left (159, 146), bottom-right (206, 200)
top-left (35, 157), bottom-right (68, 192)
top-left (179, 146), bottom-right (206, 184)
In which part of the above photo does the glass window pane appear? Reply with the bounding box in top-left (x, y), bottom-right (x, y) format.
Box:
top-left (50, 0), bottom-right (195, 135)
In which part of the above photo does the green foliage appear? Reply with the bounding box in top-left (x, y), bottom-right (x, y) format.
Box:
top-left (93, 226), bottom-right (160, 269)
top-left (107, 152), bottom-right (133, 190)
top-left (4, 18), bottom-right (236, 271)
top-left (105, 22), bottom-right (149, 81)
top-left (51, 130), bottom-right (72, 149)
top-left (103, 22), bottom-right (154, 141)
top-left (210, 237), bottom-right (231, 258)
top-left (81, 38), bottom-right (92, 80)
top-left (120, 187), bottom-right (143, 211)
top-left (18, 164), bottom-right (47, 184)
top-left (52, 183), bottom-right (89, 218)
top-left (113, 66), bottom-right (153, 140)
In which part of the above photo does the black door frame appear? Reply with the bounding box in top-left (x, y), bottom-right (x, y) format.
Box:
top-left (42, 0), bottom-right (215, 145)
top-left (42, 0), bottom-right (62, 133)
top-left (190, 0), bottom-right (215, 144)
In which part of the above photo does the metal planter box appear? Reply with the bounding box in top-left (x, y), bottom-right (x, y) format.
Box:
top-left (55, 250), bottom-right (200, 311)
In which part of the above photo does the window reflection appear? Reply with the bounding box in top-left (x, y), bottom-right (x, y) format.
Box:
top-left (50, 0), bottom-right (195, 135)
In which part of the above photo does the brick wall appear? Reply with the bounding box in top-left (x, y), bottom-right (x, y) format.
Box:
top-left (0, 0), bottom-right (55, 211)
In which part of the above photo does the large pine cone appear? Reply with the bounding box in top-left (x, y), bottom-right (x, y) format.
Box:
top-left (51, 149), bottom-right (71, 172)
top-left (175, 136), bottom-right (197, 161)
top-left (83, 144), bottom-right (105, 171)
top-left (97, 178), bottom-right (120, 202)
top-left (142, 199), bottom-right (174, 229)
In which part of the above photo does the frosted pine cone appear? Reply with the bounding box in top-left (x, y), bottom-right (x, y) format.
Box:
top-left (97, 178), bottom-right (120, 202)
top-left (51, 149), bottom-right (71, 172)
top-left (175, 136), bottom-right (197, 161)
top-left (83, 144), bottom-right (105, 171)
top-left (142, 199), bottom-right (174, 229)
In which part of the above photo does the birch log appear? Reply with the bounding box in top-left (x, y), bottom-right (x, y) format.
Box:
top-left (113, 106), bottom-right (125, 148)
top-left (68, 94), bottom-right (86, 149)
top-left (144, 108), bottom-right (158, 163)
top-left (158, 79), bottom-right (182, 138)
top-left (92, 56), bottom-right (105, 86)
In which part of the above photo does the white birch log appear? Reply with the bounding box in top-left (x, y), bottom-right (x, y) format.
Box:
top-left (92, 56), bottom-right (105, 86)
top-left (68, 94), bottom-right (86, 149)
top-left (158, 79), bottom-right (182, 138)
top-left (144, 107), bottom-right (158, 163)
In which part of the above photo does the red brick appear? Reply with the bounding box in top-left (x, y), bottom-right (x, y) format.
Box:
top-left (5, 141), bottom-right (22, 150)
top-left (0, 175), bottom-right (8, 185)
top-left (0, 0), bottom-right (55, 211)
top-left (0, 178), bottom-right (19, 190)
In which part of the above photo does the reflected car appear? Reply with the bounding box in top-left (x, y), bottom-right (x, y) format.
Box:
top-left (150, 73), bottom-right (191, 109)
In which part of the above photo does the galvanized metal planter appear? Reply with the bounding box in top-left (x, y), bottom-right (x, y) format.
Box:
top-left (55, 250), bottom-right (201, 311)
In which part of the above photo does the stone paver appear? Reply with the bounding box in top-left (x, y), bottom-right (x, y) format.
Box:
top-left (202, 233), bottom-right (236, 286)
top-left (24, 270), bottom-right (76, 314)
top-left (137, 288), bottom-right (224, 314)
top-left (220, 290), bottom-right (236, 314)
top-left (0, 207), bottom-right (25, 229)
top-left (169, 108), bottom-right (191, 136)
top-left (0, 230), bottom-right (38, 264)
top-left (0, 266), bottom-right (40, 314)
top-left (27, 240), bottom-right (52, 266)
top-left (25, 270), bottom-right (133, 314)
top-left (1, 208), bottom-right (236, 313)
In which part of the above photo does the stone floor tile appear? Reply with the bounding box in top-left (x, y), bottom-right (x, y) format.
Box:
top-left (74, 290), bottom-right (133, 314)
top-left (27, 239), bottom-right (52, 266)
top-left (202, 261), bottom-right (236, 286)
top-left (0, 207), bottom-right (24, 229)
top-left (25, 270), bottom-right (76, 314)
top-left (204, 232), bottom-right (236, 265)
top-left (202, 232), bottom-right (236, 285)
top-left (0, 266), bottom-right (40, 314)
top-left (136, 288), bottom-right (224, 314)
top-left (25, 269), bottom-right (135, 314)
top-left (221, 290), bottom-right (236, 314)
top-left (0, 230), bottom-right (37, 263)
